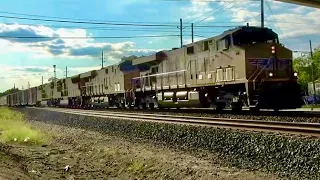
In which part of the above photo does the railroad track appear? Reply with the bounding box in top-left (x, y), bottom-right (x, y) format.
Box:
top-left (63, 106), bottom-right (320, 118)
top-left (34, 107), bottom-right (320, 137)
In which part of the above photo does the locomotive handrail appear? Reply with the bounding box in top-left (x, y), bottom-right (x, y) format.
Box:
top-left (252, 57), bottom-right (273, 90)
top-left (132, 70), bottom-right (186, 79)
top-left (247, 67), bottom-right (261, 81)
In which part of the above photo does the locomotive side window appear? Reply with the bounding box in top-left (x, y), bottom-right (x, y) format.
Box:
top-left (187, 46), bottom-right (194, 54)
top-left (151, 67), bottom-right (158, 74)
top-left (203, 41), bottom-right (209, 51)
top-left (232, 29), bottom-right (278, 45)
top-left (216, 36), bottom-right (230, 51)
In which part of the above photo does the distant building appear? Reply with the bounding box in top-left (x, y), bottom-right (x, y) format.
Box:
top-left (308, 80), bottom-right (320, 96)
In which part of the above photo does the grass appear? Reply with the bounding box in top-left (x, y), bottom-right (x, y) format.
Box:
top-left (0, 107), bottom-right (48, 145)
top-left (302, 104), bottom-right (320, 109)
top-left (127, 160), bottom-right (145, 173)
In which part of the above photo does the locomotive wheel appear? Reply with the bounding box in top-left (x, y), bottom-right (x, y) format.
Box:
top-left (250, 106), bottom-right (260, 112)
top-left (216, 102), bottom-right (226, 111)
top-left (158, 105), bottom-right (164, 110)
top-left (231, 102), bottom-right (243, 112)
top-left (141, 103), bottom-right (147, 109)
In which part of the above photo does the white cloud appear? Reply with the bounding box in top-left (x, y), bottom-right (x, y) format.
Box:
top-left (290, 6), bottom-right (308, 13)
top-left (180, 0), bottom-right (216, 23)
top-left (230, 8), bottom-right (260, 24)
top-left (68, 66), bottom-right (100, 73)
top-left (0, 23), bottom-right (157, 61)
top-left (268, 0), bottom-right (286, 9)
top-left (0, 64), bottom-right (101, 92)
top-left (268, 10), bottom-right (320, 39)
top-left (0, 64), bottom-right (55, 91)
top-left (218, 0), bottom-right (320, 43)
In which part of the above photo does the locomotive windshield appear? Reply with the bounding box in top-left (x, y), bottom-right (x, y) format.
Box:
top-left (232, 28), bottom-right (279, 46)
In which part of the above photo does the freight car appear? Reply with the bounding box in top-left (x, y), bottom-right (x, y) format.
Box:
top-left (0, 95), bottom-right (6, 106)
top-left (0, 26), bottom-right (303, 111)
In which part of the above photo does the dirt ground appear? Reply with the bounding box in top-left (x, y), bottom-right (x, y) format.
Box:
top-left (0, 121), bottom-right (281, 180)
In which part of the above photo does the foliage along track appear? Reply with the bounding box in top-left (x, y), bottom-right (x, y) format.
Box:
top-left (17, 108), bottom-right (320, 179)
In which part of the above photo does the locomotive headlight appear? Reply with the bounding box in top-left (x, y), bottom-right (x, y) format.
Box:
top-left (269, 72), bottom-right (274, 77)
top-left (294, 72), bottom-right (298, 77)
top-left (271, 46), bottom-right (276, 54)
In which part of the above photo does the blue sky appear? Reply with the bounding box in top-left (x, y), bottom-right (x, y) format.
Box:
top-left (0, 0), bottom-right (320, 92)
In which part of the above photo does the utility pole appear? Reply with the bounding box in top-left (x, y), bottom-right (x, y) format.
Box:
top-left (28, 82), bottom-right (30, 89)
top-left (42, 76), bottom-right (43, 85)
top-left (100, 51), bottom-right (105, 69)
top-left (180, 18), bottom-right (183, 48)
top-left (14, 83), bottom-right (15, 89)
top-left (310, 40), bottom-right (317, 105)
top-left (53, 65), bottom-right (57, 81)
top-left (261, 0), bottom-right (264, 28)
top-left (191, 23), bottom-right (194, 43)
top-left (65, 66), bottom-right (68, 78)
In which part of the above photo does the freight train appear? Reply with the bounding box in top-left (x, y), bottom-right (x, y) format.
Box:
top-left (0, 26), bottom-right (303, 111)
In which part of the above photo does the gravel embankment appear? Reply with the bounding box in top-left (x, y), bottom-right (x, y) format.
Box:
top-left (18, 108), bottom-right (320, 179)
top-left (1, 120), bottom-right (278, 180)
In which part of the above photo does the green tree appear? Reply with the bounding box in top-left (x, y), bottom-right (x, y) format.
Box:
top-left (0, 88), bottom-right (19, 97)
top-left (120, 55), bottom-right (138, 63)
top-left (293, 48), bottom-right (320, 92)
top-left (48, 77), bottom-right (59, 82)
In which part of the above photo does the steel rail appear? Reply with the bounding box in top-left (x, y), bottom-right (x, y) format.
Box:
top-left (53, 106), bottom-right (320, 118)
top-left (33, 107), bottom-right (320, 137)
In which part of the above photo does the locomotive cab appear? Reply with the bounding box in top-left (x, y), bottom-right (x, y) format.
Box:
top-left (232, 26), bottom-right (302, 110)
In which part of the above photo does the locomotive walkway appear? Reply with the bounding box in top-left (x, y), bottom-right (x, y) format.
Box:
top-left (33, 107), bottom-right (320, 137)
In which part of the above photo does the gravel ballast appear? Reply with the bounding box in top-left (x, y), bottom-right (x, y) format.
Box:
top-left (18, 108), bottom-right (320, 179)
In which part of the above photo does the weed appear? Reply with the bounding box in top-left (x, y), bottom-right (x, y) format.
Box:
top-left (128, 160), bottom-right (145, 172)
top-left (0, 107), bottom-right (48, 145)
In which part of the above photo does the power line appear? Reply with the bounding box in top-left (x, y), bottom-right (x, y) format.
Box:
top-left (185, 1), bottom-right (232, 24)
top-left (194, 25), bottom-right (239, 27)
top-left (193, 1), bottom-right (237, 24)
top-left (157, 0), bottom-right (259, 2)
top-left (0, 15), bottom-right (178, 27)
top-left (0, 21), bottom-right (240, 29)
top-left (0, 35), bottom-right (180, 39)
top-left (284, 33), bottom-right (320, 40)
top-left (194, 34), bottom-right (210, 38)
top-left (0, 10), bottom-right (179, 24)
top-left (2, 22), bottom-right (224, 34)
top-left (266, 20), bottom-right (320, 26)
top-left (265, 1), bottom-right (287, 44)
top-left (1, 23), bottom-right (179, 30)
top-left (0, 14), bottom-right (243, 29)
